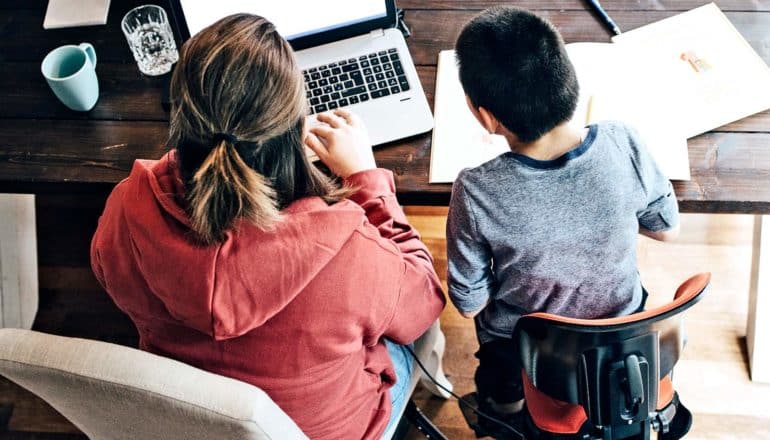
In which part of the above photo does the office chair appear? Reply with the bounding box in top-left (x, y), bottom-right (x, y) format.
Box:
top-left (0, 322), bottom-right (452, 439)
top-left (512, 273), bottom-right (710, 440)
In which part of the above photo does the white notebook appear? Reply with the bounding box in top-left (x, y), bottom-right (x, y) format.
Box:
top-left (43, 0), bottom-right (111, 29)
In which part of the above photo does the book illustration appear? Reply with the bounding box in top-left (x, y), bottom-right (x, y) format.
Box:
top-left (680, 51), bottom-right (712, 73)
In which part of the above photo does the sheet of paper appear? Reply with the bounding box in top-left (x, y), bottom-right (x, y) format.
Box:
top-left (611, 2), bottom-right (770, 138)
top-left (429, 50), bottom-right (510, 183)
top-left (43, 0), bottom-right (110, 29)
top-left (566, 43), bottom-right (691, 180)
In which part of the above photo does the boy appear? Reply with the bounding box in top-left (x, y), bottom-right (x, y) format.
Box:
top-left (447, 6), bottom-right (680, 434)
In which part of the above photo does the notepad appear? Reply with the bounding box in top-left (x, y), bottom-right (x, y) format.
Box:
top-left (430, 3), bottom-right (770, 184)
top-left (43, 0), bottom-right (111, 29)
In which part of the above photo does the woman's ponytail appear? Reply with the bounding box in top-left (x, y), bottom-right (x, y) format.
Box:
top-left (170, 14), bottom-right (350, 245)
top-left (187, 139), bottom-right (279, 244)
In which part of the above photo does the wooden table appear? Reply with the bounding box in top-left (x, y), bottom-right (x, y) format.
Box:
top-left (0, 0), bottom-right (769, 387)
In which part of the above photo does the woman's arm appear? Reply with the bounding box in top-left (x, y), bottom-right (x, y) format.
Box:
top-left (306, 109), bottom-right (445, 344)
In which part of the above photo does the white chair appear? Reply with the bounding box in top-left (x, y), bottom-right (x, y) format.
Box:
top-left (0, 322), bottom-right (452, 439)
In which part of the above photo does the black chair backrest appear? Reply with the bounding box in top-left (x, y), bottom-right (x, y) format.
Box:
top-left (513, 273), bottom-right (709, 430)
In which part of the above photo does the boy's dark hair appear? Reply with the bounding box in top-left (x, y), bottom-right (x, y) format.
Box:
top-left (455, 7), bottom-right (579, 143)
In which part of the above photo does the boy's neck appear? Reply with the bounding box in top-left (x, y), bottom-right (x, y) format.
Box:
top-left (504, 123), bottom-right (586, 161)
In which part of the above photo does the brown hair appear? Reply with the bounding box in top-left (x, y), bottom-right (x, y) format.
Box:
top-left (168, 14), bottom-right (348, 244)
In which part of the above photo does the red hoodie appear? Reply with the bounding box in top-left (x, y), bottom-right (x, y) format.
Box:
top-left (90, 152), bottom-right (445, 439)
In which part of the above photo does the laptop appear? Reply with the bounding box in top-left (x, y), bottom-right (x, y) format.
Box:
top-left (170, 0), bottom-right (433, 146)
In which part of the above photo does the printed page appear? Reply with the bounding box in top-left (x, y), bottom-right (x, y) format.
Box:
top-left (565, 43), bottom-right (618, 132)
top-left (611, 2), bottom-right (770, 138)
top-left (429, 50), bottom-right (509, 183)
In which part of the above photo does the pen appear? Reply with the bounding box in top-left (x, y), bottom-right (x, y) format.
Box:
top-left (585, 0), bottom-right (621, 36)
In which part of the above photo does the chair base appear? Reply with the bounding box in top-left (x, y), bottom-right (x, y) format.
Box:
top-left (458, 392), bottom-right (527, 439)
top-left (392, 400), bottom-right (448, 440)
top-left (657, 397), bottom-right (692, 440)
top-left (517, 394), bottom-right (693, 440)
top-left (404, 400), bottom-right (448, 440)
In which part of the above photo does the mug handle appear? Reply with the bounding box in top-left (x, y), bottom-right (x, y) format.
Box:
top-left (79, 43), bottom-right (97, 69)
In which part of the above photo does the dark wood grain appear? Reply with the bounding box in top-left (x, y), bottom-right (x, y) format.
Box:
top-left (0, 63), bottom-right (169, 121)
top-left (398, 0), bottom-right (770, 11)
top-left (0, 0), bottom-right (178, 63)
top-left (5, 118), bottom-right (769, 213)
top-left (403, 10), bottom-right (770, 65)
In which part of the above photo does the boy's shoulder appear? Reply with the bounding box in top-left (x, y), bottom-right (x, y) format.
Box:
top-left (593, 120), bottom-right (651, 162)
top-left (593, 120), bottom-right (644, 149)
top-left (595, 119), bottom-right (634, 136)
top-left (455, 152), bottom-right (513, 189)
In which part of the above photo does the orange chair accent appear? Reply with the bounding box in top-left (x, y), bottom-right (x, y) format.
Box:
top-left (521, 370), bottom-right (587, 434)
top-left (657, 376), bottom-right (674, 410)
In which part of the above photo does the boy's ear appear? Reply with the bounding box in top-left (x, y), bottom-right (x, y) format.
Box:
top-left (465, 95), bottom-right (500, 134)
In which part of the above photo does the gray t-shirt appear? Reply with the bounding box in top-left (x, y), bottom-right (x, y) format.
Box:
top-left (447, 121), bottom-right (679, 344)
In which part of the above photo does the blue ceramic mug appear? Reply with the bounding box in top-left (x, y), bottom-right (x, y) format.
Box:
top-left (41, 43), bottom-right (99, 111)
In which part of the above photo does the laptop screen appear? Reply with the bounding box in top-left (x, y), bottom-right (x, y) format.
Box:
top-left (179, 1), bottom-right (388, 41)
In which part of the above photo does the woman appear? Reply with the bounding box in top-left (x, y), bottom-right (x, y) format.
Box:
top-left (90, 14), bottom-right (445, 439)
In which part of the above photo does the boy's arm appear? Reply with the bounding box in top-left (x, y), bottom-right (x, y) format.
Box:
top-left (639, 223), bottom-right (680, 241)
top-left (446, 177), bottom-right (495, 319)
top-left (630, 128), bottom-right (681, 242)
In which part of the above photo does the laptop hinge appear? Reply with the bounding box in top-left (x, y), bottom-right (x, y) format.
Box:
top-left (369, 29), bottom-right (385, 39)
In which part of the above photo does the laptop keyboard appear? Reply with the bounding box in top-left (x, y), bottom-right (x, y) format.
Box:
top-left (303, 48), bottom-right (411, 115)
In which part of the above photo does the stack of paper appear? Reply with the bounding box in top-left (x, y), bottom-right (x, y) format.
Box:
top-left (43, 0), bottom-right (111, 29)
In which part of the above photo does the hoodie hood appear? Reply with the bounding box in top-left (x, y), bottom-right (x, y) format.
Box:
top-left (115, 152), bottom-right (363, 340)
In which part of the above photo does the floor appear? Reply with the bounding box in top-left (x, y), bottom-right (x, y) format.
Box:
top-left (404, 208), bottom-right (770, 439)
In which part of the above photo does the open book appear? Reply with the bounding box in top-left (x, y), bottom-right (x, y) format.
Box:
top-left (430, 3), bottom-right (770, 183)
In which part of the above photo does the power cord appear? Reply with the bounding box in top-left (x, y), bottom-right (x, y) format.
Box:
top-left (404, 345), bottom-right (525, 439)
top-left (395, 8), bottom-right (411, 38)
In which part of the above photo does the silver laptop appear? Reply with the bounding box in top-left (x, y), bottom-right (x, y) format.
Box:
top-left (173, 0), bottom-right (433, 146)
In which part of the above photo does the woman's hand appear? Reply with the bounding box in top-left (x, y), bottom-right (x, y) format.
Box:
top-left (304, 109), bottom-right (376, 178)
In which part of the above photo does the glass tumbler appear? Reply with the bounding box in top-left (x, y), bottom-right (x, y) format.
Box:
top-left (121, 5), bottom-right (179, 76)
